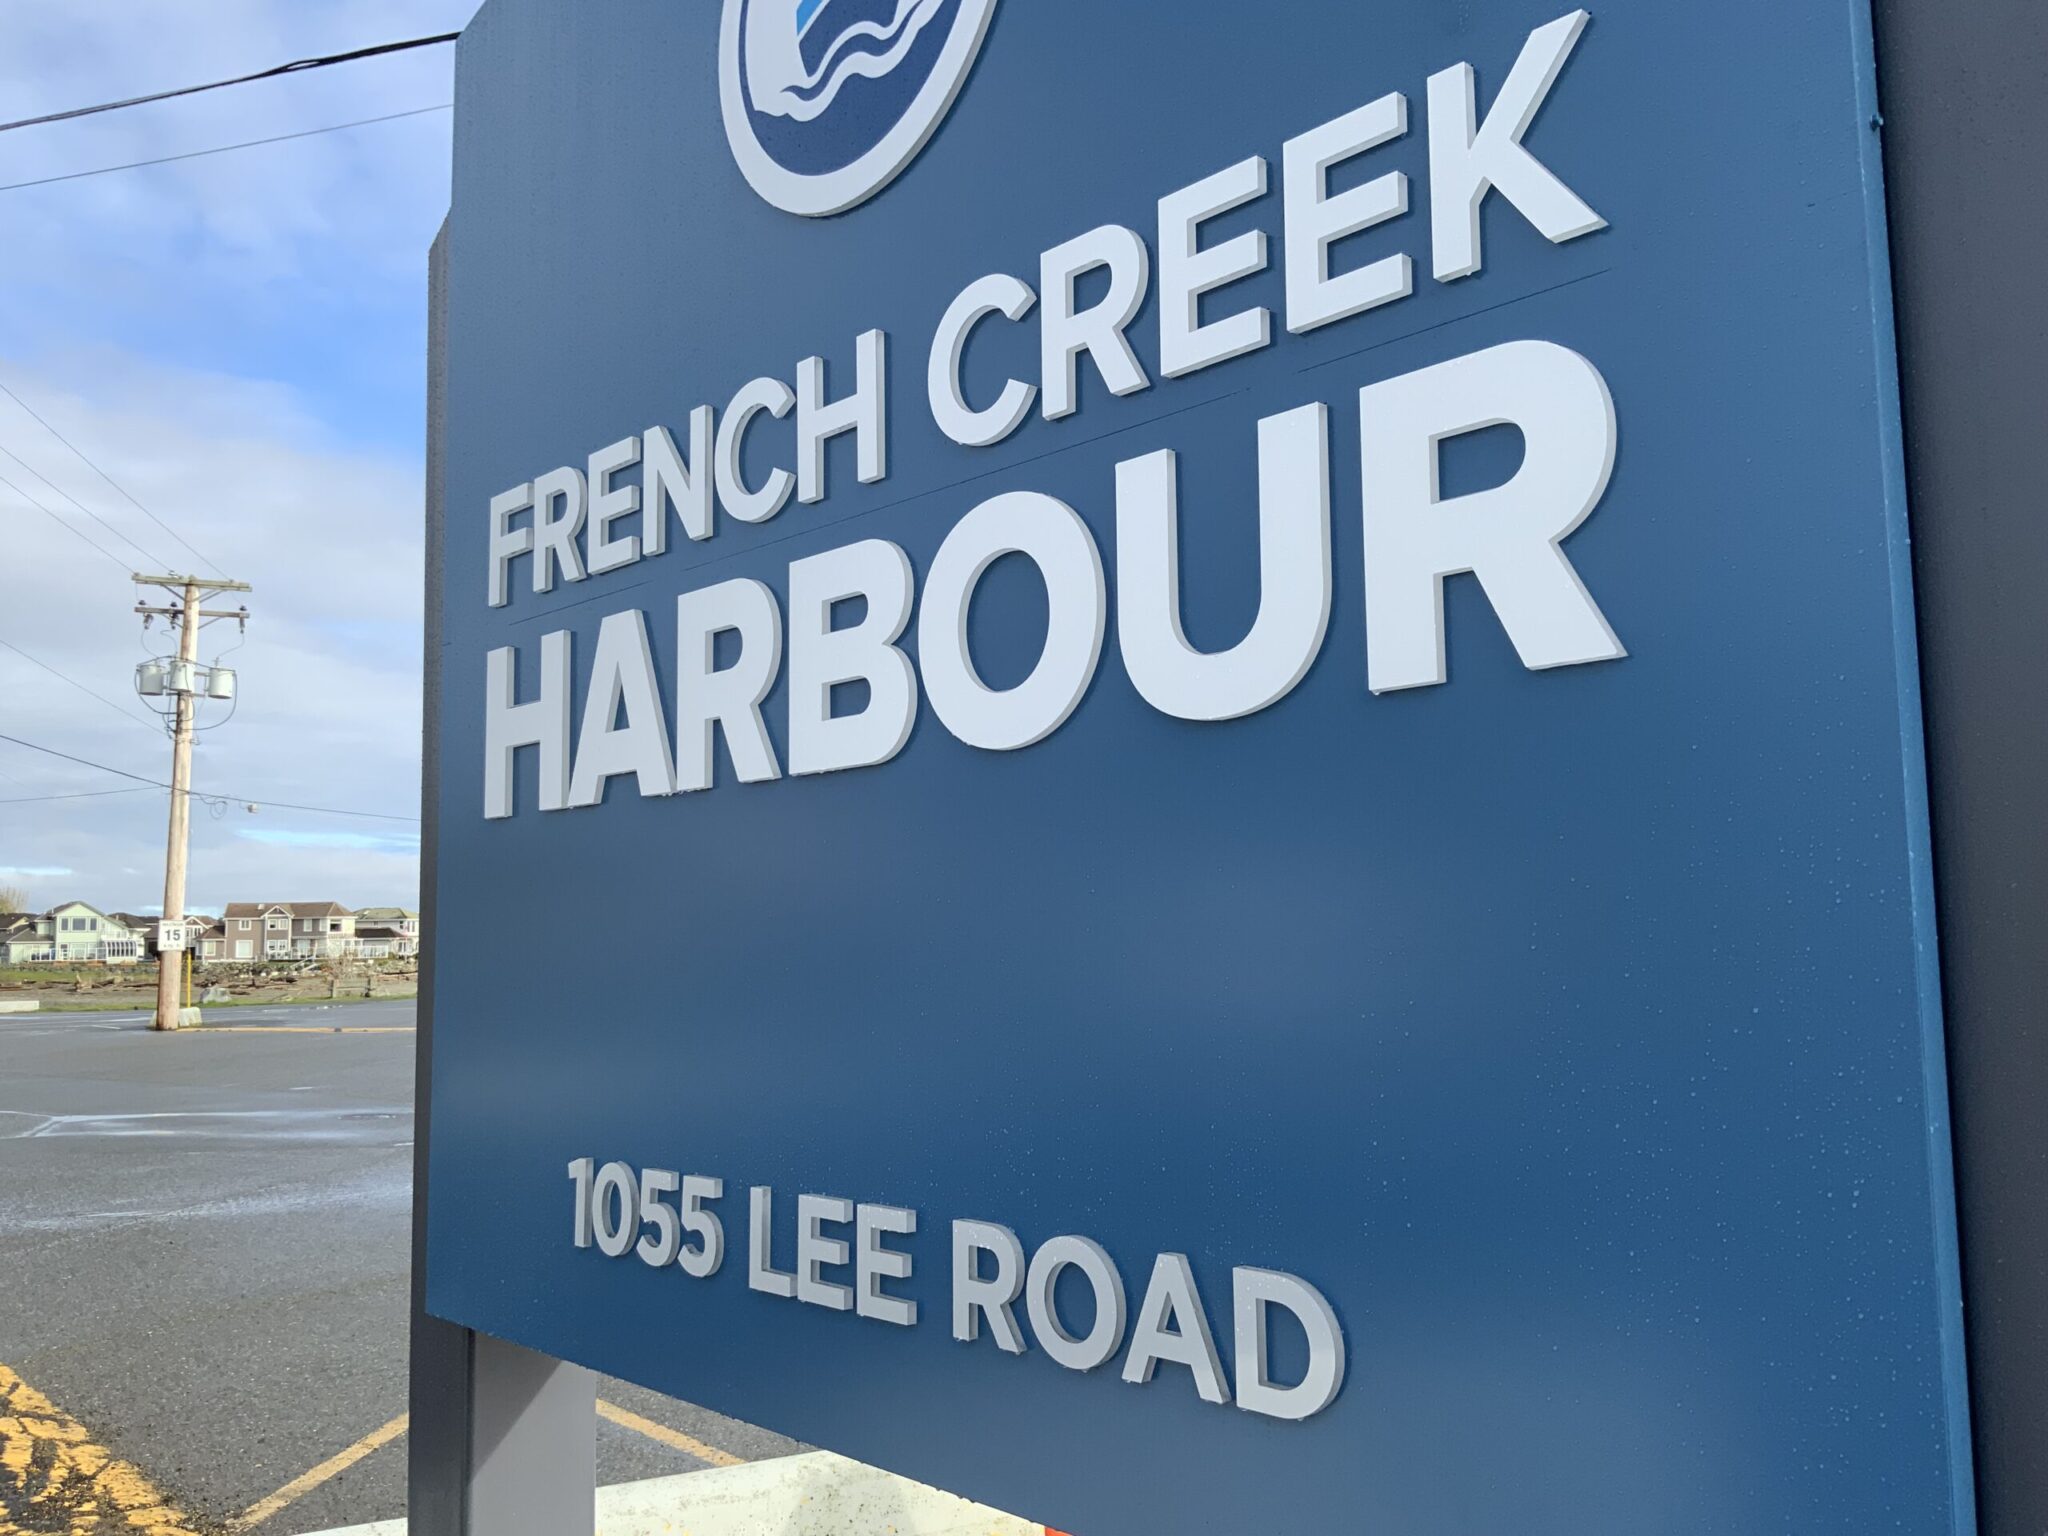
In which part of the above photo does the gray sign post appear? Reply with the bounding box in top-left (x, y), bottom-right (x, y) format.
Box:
top-left (1875, 2), bottom-right (2048, 1531)
top-left (413, 226), bottom-right (598, 1534)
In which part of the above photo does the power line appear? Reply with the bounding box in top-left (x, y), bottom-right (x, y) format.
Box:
top-left (0, 786), bottom-right (155, 806)
top-left (0, 732), bottom-right (158, 786)
top-left (0, 464), bottom-right (132, 572)
top-left (0, 32), bottom-right (461, 134)
top-left (0, 104), bottom-right (453, 195)
top-left (0, 437), bottom-right (165, 568)
top-left (0, 637), bottom-right (163, 734)
top-left (0, 379), bottom-right (219, 576)
top-left (0, 729), bottom-right (420, 824)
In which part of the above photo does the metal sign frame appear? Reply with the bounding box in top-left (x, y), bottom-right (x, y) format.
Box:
top-left (408, 0), bottom-right (2048, 1529)
top-left (1873, 2), bottom-right (2048, 1530)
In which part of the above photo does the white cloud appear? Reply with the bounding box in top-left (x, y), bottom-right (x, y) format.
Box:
top-left (0, 2), bottom-right (477, 915)
top-left (0, 353), bottom-right (430, 911)
top-left (240, 828), bottom-right (420, 854)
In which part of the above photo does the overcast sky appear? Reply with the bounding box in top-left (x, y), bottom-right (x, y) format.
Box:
top-left (0, 1), bottom-right (479, 915)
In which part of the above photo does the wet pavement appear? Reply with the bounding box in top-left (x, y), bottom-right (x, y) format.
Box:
top-left (0, 1003), bottom-right (799, 1535)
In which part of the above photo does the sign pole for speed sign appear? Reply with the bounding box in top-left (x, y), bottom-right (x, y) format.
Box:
top-left (408, 1), bottom-right (2048, 1531)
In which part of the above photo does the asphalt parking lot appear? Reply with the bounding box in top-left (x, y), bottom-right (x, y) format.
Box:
top-left (0, 1003), bottom-right (800, 1535)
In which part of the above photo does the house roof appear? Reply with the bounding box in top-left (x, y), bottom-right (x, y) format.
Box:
top-left (355, 924), bottom-right (407, 941)
top-left (223, 901), bottom-right (351, 919)
top-left (354, 907), bottom-right (418, 921)
top-left (108, 914), bottom-right (157, 932)
top-left (48, 900), bottom-right (109, 920)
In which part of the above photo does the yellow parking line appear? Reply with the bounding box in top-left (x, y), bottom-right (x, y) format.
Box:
top-left (228, 1412), bottom-right (409, 1531)
top-left (597, 1399), bottom-right (745, 1468)
top-left (0, 1362), bottom-right (203, 1536)
top-left (0, 1367), bottom-right (737, 1536)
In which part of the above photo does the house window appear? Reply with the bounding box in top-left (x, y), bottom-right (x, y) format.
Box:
top-left (329, 920), bottom-right (342, 933)
top-left (238, 919), bottom-right (251, 931)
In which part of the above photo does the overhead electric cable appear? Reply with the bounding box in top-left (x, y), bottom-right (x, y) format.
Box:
top-left (0, 786), bottom-right (155, 806)
top-left (0, 32), bottom-right (461, 134)
top-left (0, 104), bottom-right (453, 194)
top-left (0, 380), bottom-right (219, 575)
top-left (0, 465), bottom-right (131, 572)
top-left (0, 637), bottom-right (162, 734)
top-left (0, 732), bottom-right (158, 786)
top-left (0, 729), bottom-right (421, 824)
top-left (0, 438), bottom-right (165, 568)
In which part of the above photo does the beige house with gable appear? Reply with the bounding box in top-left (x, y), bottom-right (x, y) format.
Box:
top-left (214, 902), bottom-right (357, 962)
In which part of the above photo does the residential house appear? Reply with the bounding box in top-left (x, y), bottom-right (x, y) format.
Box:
top-left (353, 907), bottom-right (421, 957)
top-left (109, 915), bottom-right (162, 960)
top-left (0, 913), bottom-right (49, 964)
top-left (353, 926), bottom-right (397, 959)
top-left (184, 915), bottom-right (225, 961)
top-left (2, 903), bottom-right (148, 964)
top-left (219, 902), bottom-right (357, 961)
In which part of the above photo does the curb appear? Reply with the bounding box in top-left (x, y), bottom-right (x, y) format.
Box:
top-left (295, 1452), bottom-right (1049, 1536)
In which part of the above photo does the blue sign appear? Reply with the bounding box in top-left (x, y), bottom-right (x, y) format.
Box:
top-left (428, 2), bottom-right (1976, 1531)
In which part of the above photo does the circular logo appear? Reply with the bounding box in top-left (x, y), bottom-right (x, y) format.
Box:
top-left (719, 0), bottom-right (999, 218)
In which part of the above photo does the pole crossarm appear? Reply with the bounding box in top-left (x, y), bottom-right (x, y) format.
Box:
top-left (132, 572), bottom-right (253, 595)
top-left (136, 605), bottom-right (251, 621)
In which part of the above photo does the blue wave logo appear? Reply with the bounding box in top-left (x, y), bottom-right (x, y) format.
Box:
top-left (753, 0), bottom-right (948, 123)
top-left (720, 0), bottom-right (999, 217)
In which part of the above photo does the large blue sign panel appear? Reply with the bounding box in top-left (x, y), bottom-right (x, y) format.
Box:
top-left (428, 2), bottom-right (1976, 1531)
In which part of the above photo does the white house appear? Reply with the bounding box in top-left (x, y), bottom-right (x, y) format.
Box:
top-left (353, 907), bottom-right (421, 958)
top-left (1, 902), bottom-right (148, 964)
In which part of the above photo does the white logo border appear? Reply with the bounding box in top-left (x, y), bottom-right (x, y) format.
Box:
top-left (719, 0), bottom-right (1000, 218)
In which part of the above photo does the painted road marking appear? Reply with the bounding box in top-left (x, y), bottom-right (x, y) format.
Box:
top-left (596, 1400), bottom-right (745, 1468)
top-left (0, 1362), bottom-right (202, 1536)
top-left (0, 1109), bottom-right (411, 1142)
top-left (229, 1413), bottom-right (409, 1532)
top-left (292, 1455), bottom-right (1055, 1536)
top-left (230, 1400), bottom-right (745, 1529)
top-left (196, 1027), bottom-right (415, 1035)
top-left (1, 1360), bottom-right (750, 1536)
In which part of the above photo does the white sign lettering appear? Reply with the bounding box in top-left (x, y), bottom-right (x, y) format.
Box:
top-left (569, 1162), bottom-right (1348, 1422)
top-left (481, 10), bottom-right (1618, 819)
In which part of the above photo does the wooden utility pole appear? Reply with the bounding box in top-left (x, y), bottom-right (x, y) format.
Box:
top-left (134, 573), bottom-right (251, 1031)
